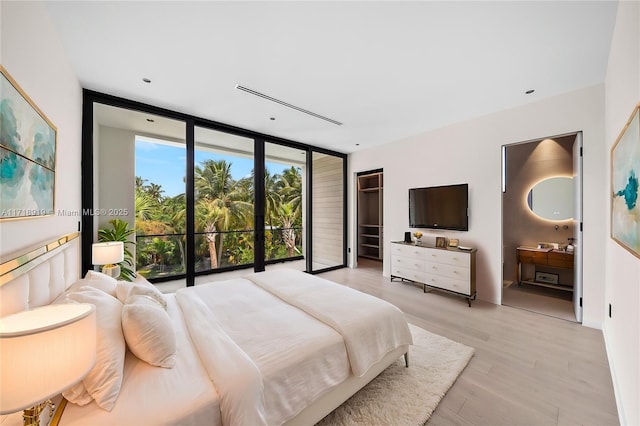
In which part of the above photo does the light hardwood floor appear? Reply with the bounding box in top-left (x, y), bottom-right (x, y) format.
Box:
top-left (319, 259), bottom-right (619, 426)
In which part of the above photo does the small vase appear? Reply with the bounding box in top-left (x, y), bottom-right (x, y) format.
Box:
top-left (415, 238), bottom-right (421, 245)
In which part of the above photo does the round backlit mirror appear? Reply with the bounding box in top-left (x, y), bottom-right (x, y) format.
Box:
top-left (527, 176), bottom-right (574, 221)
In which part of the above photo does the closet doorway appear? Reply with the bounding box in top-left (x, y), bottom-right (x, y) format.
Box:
top-left (357, 169), bottom-right (383, 269)
top-left (501, 133), bottom-right (583, 322)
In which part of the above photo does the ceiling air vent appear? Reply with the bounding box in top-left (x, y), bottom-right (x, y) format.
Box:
top-left (235, 85), bottom-right (342, 126)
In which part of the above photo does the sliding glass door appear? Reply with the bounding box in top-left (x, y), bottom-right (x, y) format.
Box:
top-left (310, 151), bottom-right (345, 272)
top-left (264, 142), bottom-right (306, 271)
top-left (194, 126), bottom-right (255, 273)
top-left (134, 134), bottom-right (187, 281)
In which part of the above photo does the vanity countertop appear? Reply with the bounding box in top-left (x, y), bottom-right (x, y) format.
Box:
top-left (517, 246), bottom-right (552, 252)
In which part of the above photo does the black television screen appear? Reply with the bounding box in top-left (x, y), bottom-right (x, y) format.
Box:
top-left (409, 184), bottom-right (468, 231)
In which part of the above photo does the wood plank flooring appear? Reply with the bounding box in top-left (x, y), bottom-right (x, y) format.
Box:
top-left (319, 260), bottom-right (619, 426)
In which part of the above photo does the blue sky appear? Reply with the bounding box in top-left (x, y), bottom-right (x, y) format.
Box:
top-left (135, 137), bottom-right (292, 197)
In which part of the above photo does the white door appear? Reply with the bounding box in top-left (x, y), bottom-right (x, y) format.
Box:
top-left (573, 132), bottom-right (583, 322)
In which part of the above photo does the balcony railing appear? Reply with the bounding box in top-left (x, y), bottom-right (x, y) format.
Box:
top-left (135, 227), bottom-right (303, 280)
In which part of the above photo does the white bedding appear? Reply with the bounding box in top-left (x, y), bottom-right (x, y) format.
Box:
top-left (177, 278), bottom-right (351, 426)
top-left (245, 269), bottom-right (414, 376)
top-left (59, 270), bottom-right (412, 426)
top-left (60, 294), bottom-right (221, 426)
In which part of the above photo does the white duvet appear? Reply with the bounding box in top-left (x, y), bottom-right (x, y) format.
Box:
top-left (59, 270), bottom-right (411, 426)
top-left (176, 269), bottom-right (413, 426)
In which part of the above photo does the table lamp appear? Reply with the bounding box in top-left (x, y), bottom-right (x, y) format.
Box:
top-left (92, 241), bottom-right (124, 278)
top-left (0, 303), bottom-right (97, 426)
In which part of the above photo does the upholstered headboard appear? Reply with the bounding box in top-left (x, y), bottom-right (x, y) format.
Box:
top-left (0, 233), bottom-right (80, 317)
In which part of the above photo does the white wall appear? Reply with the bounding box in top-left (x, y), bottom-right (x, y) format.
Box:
top-left (96, 126), bottom-right (136, 232)
top-left (0, 1), bottom-right (82, 257)
top-left (604, 1), bottom-right (640, 425)
top-left (348, 84), bottom-right (606, 328)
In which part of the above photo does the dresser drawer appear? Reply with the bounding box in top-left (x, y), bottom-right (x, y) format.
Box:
top-left (424, 260), bottom-right (470, 280)
top-left (391, 243), bottom-right (425, 260)
top-left (391, 255), bottom-right (425, 272)
top-left (391, 266), bottom-right (426, 283)
top-left (424, 249), bottom-right (469, 267)
top-left (423, 274), bottom-right (470, 295)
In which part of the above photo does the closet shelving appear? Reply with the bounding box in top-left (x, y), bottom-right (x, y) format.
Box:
top-left (357, 172), bottom-right (383, 260)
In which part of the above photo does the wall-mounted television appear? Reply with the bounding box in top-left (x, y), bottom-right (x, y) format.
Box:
top-left (408, 183), bottom-right (469, 231)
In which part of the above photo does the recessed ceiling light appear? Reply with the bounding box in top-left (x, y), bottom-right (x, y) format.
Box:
top-left (525, 89), bottom-right (535, 94)
top-left (142, 78), bottom-right (151, 83)
top-left (146, 118), bottom-right (155, 123)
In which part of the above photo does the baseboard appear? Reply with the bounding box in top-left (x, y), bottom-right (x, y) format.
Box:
top-left (581, 318), bottom-right (603, 330)
top-left (602, 325), bottom-right (626, 426)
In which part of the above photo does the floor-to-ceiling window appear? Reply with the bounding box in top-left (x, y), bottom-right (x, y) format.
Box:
top-left (310, 151), bottom-right (345, 272)
top-left (134, 135), bottom-right (187, 280)
top-left (193, 126), bottom-right (255, 273)
top-left (91, 102), bottom-right (187, 284)
top-left (264, 142), bottom-right (306, 271)
top-left (82, 91), bottom-right (347, 284)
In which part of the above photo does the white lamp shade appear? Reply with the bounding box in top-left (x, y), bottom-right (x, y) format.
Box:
top-left (92, 241), bottom-right (124, 265)
top-left (0, 304), bottom-right (97, 414)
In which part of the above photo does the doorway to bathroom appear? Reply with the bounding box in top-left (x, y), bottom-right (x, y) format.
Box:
top-left (501, 132), bottom-right (583, 322)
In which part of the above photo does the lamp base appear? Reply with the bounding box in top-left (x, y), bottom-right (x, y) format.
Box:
top-left (23, 400), bottom-right (54, 426)
top-left (101, 264), bottom-right (121, 279)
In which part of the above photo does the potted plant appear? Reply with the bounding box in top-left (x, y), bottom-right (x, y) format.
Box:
top-left (98, 219), bottom-right (136, 281)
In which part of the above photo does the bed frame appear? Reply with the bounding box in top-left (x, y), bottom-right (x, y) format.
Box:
top-left (0, 233), bottom-right (408, 426)
top-left (0, 232), bottom-right (80, 317)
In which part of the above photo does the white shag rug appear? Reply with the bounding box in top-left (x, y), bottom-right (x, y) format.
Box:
top-left (316, 324), bottom-right (474, 426)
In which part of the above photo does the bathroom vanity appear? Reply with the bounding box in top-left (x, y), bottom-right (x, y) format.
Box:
top-left (516, 246), bottom-right (574, 291)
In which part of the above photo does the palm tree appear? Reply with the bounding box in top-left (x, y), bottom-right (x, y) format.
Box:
top-left (264, 169), bottom-right (282, 229)
top-left (146, 183), bottom-right (164, 202)
top-left (277, 202), bottom-right (298, 257)
top-left (165, 195), bottom-right (187, 272)
top-left (135, 190), bottom-right (157, 222)
top-left (194, 159), bottom-right (252, 269)
top-left (278, 166), bottom-right (302, 220)
top-left (135, 176), bottom-right (148, 190)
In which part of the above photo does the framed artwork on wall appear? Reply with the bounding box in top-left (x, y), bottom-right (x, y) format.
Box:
top-left (610, 102), bottom-right (640, 259)
top-left (0, 65), bottom-right (57, 220)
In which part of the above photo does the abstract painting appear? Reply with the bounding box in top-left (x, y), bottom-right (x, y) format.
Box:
top-left (611, 103), bottom-right (640, 259)
top-left (1, 65), bottom-right (57, 220)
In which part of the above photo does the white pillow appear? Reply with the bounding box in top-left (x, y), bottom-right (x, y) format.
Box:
top-left (122, 294), bottom-right (176, 368)
top-left (116, 279), bottom-right (167, 310)
top-left (84, 270), bottom-right (118, 296)
top-left (64, 287), bottom-right (125, 411)
top-left (53, 270), bottom-right (118, 304)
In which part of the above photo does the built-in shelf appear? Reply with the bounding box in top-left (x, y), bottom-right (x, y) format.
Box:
top-left (520, 280), bottom-right (574, 292)
top-left (358, 171), bottom-right (383, 261)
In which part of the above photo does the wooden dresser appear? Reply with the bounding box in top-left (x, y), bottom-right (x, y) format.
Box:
top-left (390, 242), bottom-right (477, 306)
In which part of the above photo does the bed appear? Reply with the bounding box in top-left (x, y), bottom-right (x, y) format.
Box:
top-left (0, 233), bottom-right (413, 426)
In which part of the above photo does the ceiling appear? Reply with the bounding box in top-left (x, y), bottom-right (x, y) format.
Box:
top-left (46, 1), bottom-right (618, 154)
